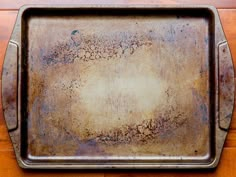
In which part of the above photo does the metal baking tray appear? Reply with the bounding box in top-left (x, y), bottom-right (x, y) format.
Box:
top-left (2, 5), bottom-right (234, 169)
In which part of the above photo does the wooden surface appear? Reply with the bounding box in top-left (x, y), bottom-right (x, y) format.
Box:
top-left (0, 1), bottom-right (236, 176)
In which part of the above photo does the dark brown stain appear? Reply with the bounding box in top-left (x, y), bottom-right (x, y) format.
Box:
top-left (42, 31), bottom-right (152, 65)
top-left (95, 106), bottom-right (187, 146)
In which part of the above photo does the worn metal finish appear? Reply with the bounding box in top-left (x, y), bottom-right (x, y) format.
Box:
top-left (2, 5), bottom-right (234, 169)
top-left (2, 41), bottom-right (18, 131)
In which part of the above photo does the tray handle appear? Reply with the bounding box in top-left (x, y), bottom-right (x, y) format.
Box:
top-left (2, 41), bottom-right (18, 131)
top-left (218, 41), bottom-right (235, 130)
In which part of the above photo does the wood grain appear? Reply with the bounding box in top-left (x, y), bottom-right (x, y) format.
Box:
top-left (0, 8), bottom-right (236, 176)
top-left (0, 0), bottom-right (236, 10)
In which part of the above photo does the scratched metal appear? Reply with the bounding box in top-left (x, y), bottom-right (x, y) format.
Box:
top-left (26, 15), bottom-right (210, 158)
top-left (2, 6), bottom-right (234, 169)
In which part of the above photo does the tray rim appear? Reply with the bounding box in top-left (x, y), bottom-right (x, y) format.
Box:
top-left (2, 4), bottom-right (234, 169)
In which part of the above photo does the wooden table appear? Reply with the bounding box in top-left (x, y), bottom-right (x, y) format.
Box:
top-left (0, 1), bottom-right (236, 176)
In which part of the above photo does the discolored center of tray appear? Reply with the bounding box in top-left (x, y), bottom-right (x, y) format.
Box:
top-left (23, 9), bottom-right (212, 162)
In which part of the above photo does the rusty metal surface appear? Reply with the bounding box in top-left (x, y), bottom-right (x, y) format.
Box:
top-left (218, 42), bottom-right (234, 130)
top-left (1, 5), bottom-right (234, 169)
top-left (2, 41), bottom-right (18, 131)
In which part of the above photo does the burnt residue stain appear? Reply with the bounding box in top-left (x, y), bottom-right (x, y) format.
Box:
top-left (95, 108), bottom-right (187, 146)
top-left (29, 109), bottom-right (107, 156)
top-left (27, 18), bottom-right (212, 156)
top-left (42, 30), bottom-right (152, 65)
